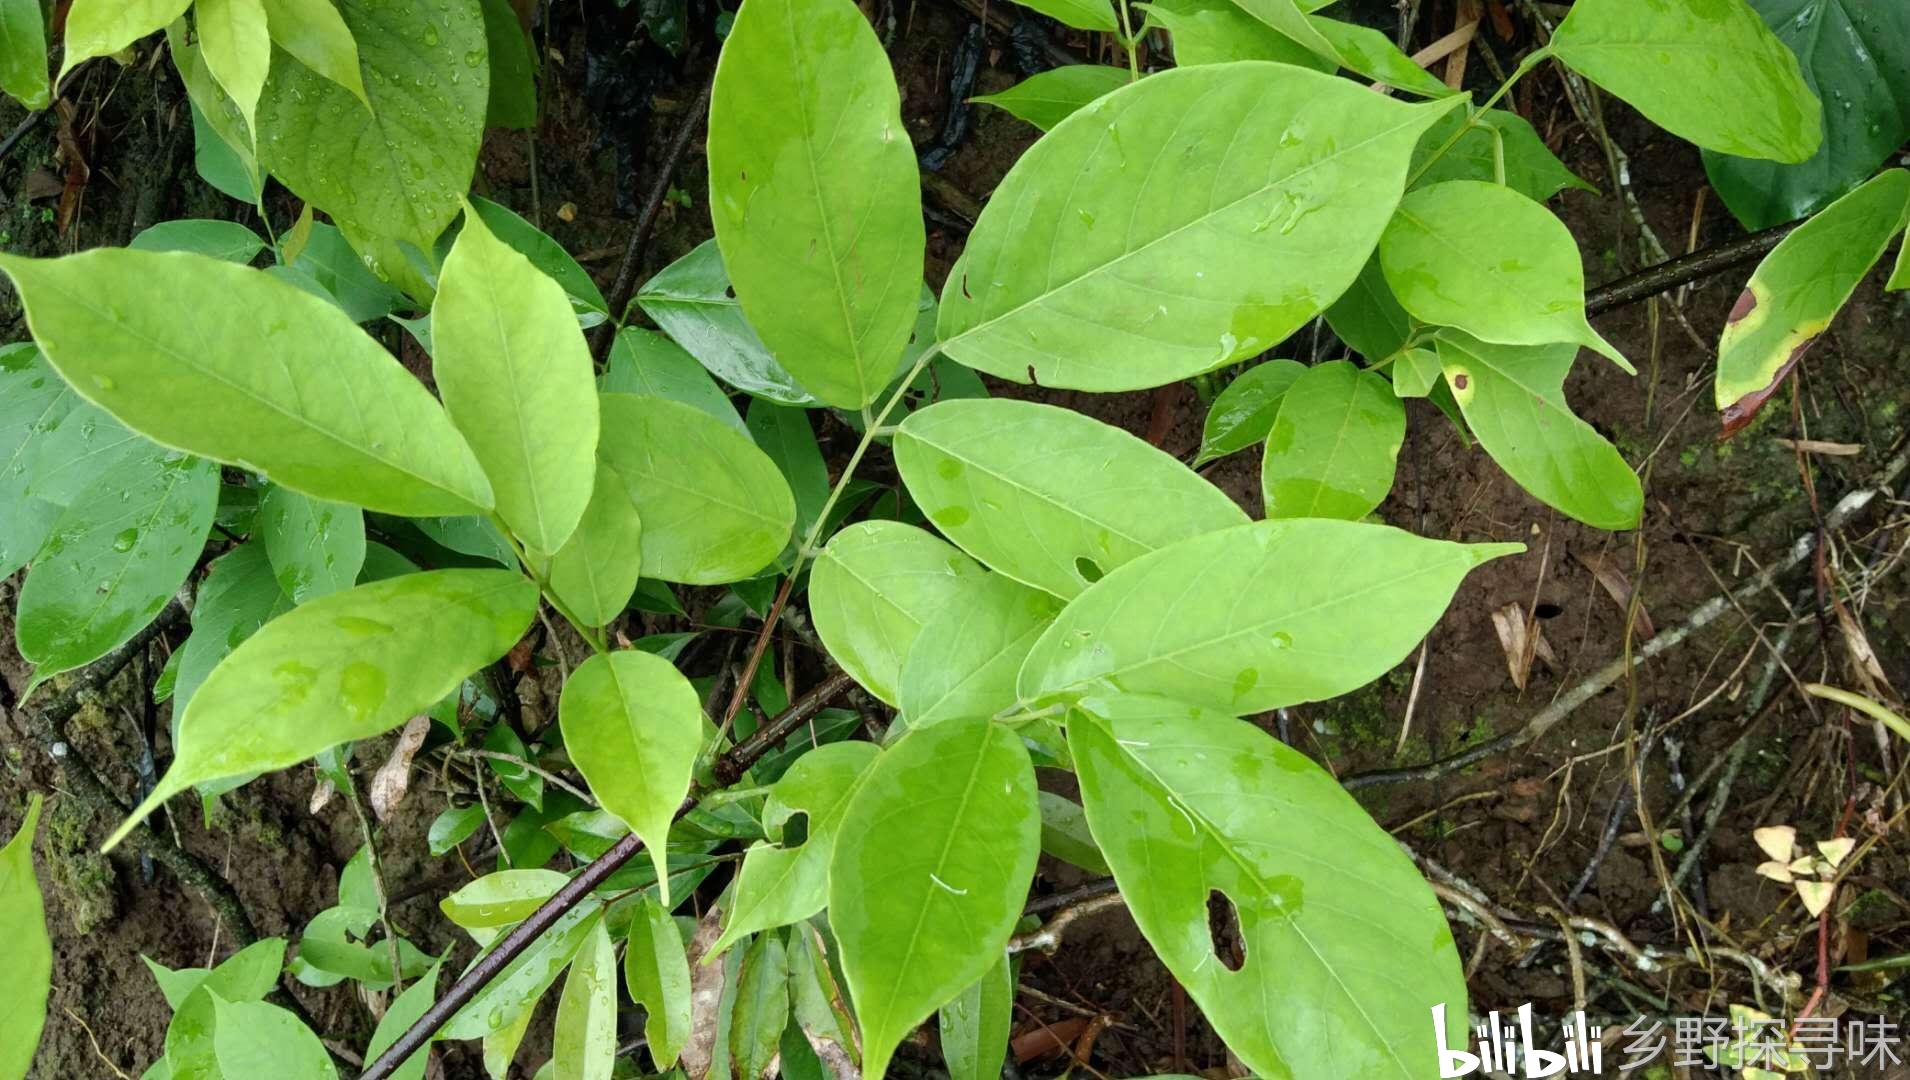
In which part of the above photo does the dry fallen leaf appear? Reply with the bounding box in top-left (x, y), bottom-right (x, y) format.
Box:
top-left (1572, 551), bottom-right (1655, 640)
top-left (1817, 837), bottom-right (1856, 869)
top-left (369, 715), bottom-right (431, 822)
top-left (1753, 825), bottom-right (1797, 863)
top-left (681, 906), bottom-right (729, 1080)
top-left (1489, 602), bottom-right (1556, 690)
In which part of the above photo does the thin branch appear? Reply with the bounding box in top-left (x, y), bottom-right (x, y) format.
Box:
top-left (1009, 891), bottom-right (1127, 954)
top-left (1584, 220), bottom-right (1797, 316)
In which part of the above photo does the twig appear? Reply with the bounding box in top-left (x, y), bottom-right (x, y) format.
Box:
top-left (1008, 891), bottom-right (1127, 954)
top-left (1584, 221), bottom-right (1798, 316)
top-left (340, 769), bottom-right (406, 993)
top-left (461, 748), bottom-right (599, 806)
top-left (1024, 877), bottom-right (1121, 917)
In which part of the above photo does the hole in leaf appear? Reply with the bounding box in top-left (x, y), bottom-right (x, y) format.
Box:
top-left (1075, 556), bottom-right (1104, 583)
top-left (723, 284), bottom-right (737, 299)
top-left (1534, 602), bottom-right (1562, 620)
top-left (778, 810), bottom-right (810, 849)
top-left (1207, 890), bottom-right (1244, 972)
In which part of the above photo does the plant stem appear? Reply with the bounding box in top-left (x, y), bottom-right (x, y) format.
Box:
top-left (339, 768), bottom-right (406, 993)
top-left (1805, 683), bottom-right (1910, 743)
top-left (1116, 0), bottom-right (1141, 82)
top-left (1404, 46), bottom-right (1548, 189)
top-left (494, 517), bottom-right (610, 655)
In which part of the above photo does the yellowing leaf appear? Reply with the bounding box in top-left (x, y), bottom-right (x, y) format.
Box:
top-left (60, 0), bottom-right (192, 83)
top-left (195, 0), bottom-right (272, 139)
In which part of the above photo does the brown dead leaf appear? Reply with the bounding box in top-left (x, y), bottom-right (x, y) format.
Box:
top-left (369, 715), bottom-right (431, 822)
top-left (1012, 1017), bottom-right (1089, 1063)
top-left (1572, 551), bottom-right (1655, 640)
top-left (52, 99), bottom-right (90, 236)
top-left (1490, 602), bottom-right (1556, 690)
top-left (681, 907), bottom-right (729, 1080)
top-left (1773, 438), bottom-right (1862, 457)
top-left (309, 777), bottom-right (336, 815)
top-left (505, 636), bottom-right (535, 673)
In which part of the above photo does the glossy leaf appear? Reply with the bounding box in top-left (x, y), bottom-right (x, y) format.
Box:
top-left (1550, 0), bottom-right (1820, 162)
top-left (364, 958), bottom-right (442, 1080)
top-left (212, 998), bottom-right (338, 1078)
top-left (730, 932), bottom-right (790, 1080)
top-left (1380, 180), bottom-right (1627, 368)
top-left (559, 650), bottom-right (703, 898)
top-left (0, 796), bottom-right (48, 1079)
top-left (895, 399), bottom-right (1249, 598)
top-left (830, 715), bottom-right (1041, 1080)
top-left (441, 870), bottom-right (569, 929)
top-left (810, 521), bottom-right (988, 705)
top-left (428, 804), bottom-right (486, 856)
top-left (26, 403), bottom-right (144, 507)
top-left (478, 0), bottom-right (537, 129)
top-left (442, 903), bottom-right (605, 1040)
top-left (545, 462), bottom-right (644, 627)
top-left (711, 742), bottom-right (882, 955)
top-left (1261, 360), bottom-right (1403, 520)
top-left (940, 957), bottom-right (1012, 1080)
top-left (597, 393), bottom-right (794, 585)
top-left (709, 0), bottom-right (924, 410)
top-left (1139, 0), bottom-right (1330, 69)
top-left (261, 485), bottom-right (365, 604)
top-left (604, 328), bottom-right (746, 433)
top-left (635, 240), bottom-right (818, 406)
top-left (0, 249), bottom-right (493, 516)
top-left (259, 0), bottom-right (368, 104)
top-left (107, 569), bottom-right (537, 849)
top-left (0, 0), bottom-right (48, 109)
top-left (1011, 0), bottom-right (1114, 31)
top-left (624, 895), bottom-right (693, 1070)
top-left (129, 218), bottom-right (266, 263)
top-left (1020, 520), bottom-right (1519, 713)
top-left (256, 0), bottom-right (487, 252)
top-left (170, 20), bottom-right (262, 203)
top-left (468, 197), bottom-right (607, 314)
top-left (1435, 332), bottom-right (1642, 529)
top-left (974, 66), bottom-right (1130, 132)
top-left (1195, 358), bottom-right (1304, 464)
top-left (435, 203), bottom-right (599, 555)
top-left (196, 0), bottom-right (271, 136)
top-left (1714, 169), bottom-right (1910, 433)
top-left (1411, 108), bottom-right (1593, 202)
top-left (1070, 694), bottom-right (1468, 1078)
top-left (554, 921), bottom-right (618, 1080)
top-left (0, 345), bottom-right (75, 577)
top-left (173, 541), bottom-right (292, 724)
top-left (17, 449), bottom-right (217, 688)
top-left (60, 0), bottom-right (192, 82)
top-left (938, 63), bottom-right (1459, 390)
top-left (899, 574), bottom-right (1059, 730)
top-left (1309, 15), bottom-right (1453, 97)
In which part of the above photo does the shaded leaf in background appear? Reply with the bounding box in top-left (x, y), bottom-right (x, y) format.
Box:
top-left (129, 219), bottom-right (267, 263)
top-left (1325, 255), bottom-right (1412, 363)
top-left (172, 541), bottom-right (292, 727)
top-left (1262, 360), bottom-right (1403, 520)
top-left (1038, 791), bottom-right (1108, 873)
top-left (625, 895), bottom-right (693, 1070)
top-left (1195, 358), bottom-right (1303, 464)
top-left (940, 956), bottom-right (1013, 1080)
top-left (899, 573), bottom-right (1058, 731)
top-left (810, 520), bottom-right (987, 705)
top-left (604, 328), bottom-right (746, 432)
top-left (636, 240), bottom-right (819, 406)
top-left (260, 485), bottom-right (365, 604)
top-left (0, 795), bottom-right (48, 1078)
top-left (1139, 0), bottom-right (1332, 69)
top-left (466, 196), bottom-right (606, 314)
top-left (288, 223), bottom-right (410, 323)
top-left (478, 0), bottom-right (538, 129)
top-left (1411, 108), bottom-right (1593, 202)
top-left (171, 21), bottom-right (262, 203)
top-left (0, 0), bottom-right (48, 109)
top-left (746, 399), bottom-right (829, 551)
top-left (730, 931), bottom-right (790, 1080)
top-left (1008, 0), bottom-right (1114, 30)
top-left (974, 66), bottom-right (1131, 132)
top-left (428, 804), bottom-right (486, 856)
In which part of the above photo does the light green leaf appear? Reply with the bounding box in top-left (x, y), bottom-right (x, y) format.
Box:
top-left (428, 804), bottom-right (486, 856)
top-left (1139, 0), bottom-right (1330, 69)
top-left (711, 742), bottom-right (882, 955)
top-left (635, 240), bottom-right (819, 406)
top-left (0, 795), bottom-right (49, 1078)
top-left (938, 62), bottom-right (1460, 391)
top-left (130, 218), bottom-right (267, 263)
top-left (624, 896), bottom-right (692, 1070)
top-left (896, 399), bottom-right (1248, 598)
top-left (1020, 520), bottom-right (1520, 712)
top-left (1261, 359), bottom-right (1403, 520)
top-left (107, 569), bottom-right (538, 849)
top-left (1309, 15), bottom-right (1454, 97)
top-left (1038, 791), bottom-right (1109, 873)
top-left (1411, 108), bottom-right (1593, 202)
top-left (604, 328), bottom-right (746, 433)
top-left (261, 485), bottom-right (366, 604)
top-left (416, 515), bottom-right (516, 567)
top-left (1894, 237), bottom-right (1910, 292)
top-left (441, 869), bottom-right (569, 929)
top-left (478, 0), bottom-right (537, 129)
top-left (554, 921), bottom-right (618, 1080)
top-left (940, 957), bottom-right (1012, 1080)
top-left (364, 958), bottom-right (443, 1080)
top-left (0, 344), bottom-right (75, 578)
top-left (25, 403), bottom-right (142, 508)
top-left (1069, 694), bottom-right (1468, 1079)
top-left (0, 0), bottom-right (48, 109)
top-left (1714, 169), bottom-right (1910, 429)
top-left (787, 924), bottom-right (859, 1071)
top-left (830, 714), bottom-right (1041, 1080)
top-left (708, 0), bottom-right (924, 410)
top-left (259, 0), bottom-right (368, 104)
top-left (1550, 0), bottom-right (1820, 162)
top-left (974, 66), bottom-right (1131, 132)
top-left (559, 650), bottom-right (703, 900)
top-left (212, 998), bottom-right (338, 1078)
top-left (1195, 358), bottom-right (1304, 465)
top-left (60, 0), bottom-right (192, 83)
top-left (443, 902), bottom-right (604, 1040)
top-left (597, 393), bottom-right (794, 585)
top-left (0, 248), bottom-right (494, 516)
top-left (485, 1003), bottom-right (537, 1079)
top-left (1435, 332), bottom-right (1642, 529)
top-left (1391, 345), bottom-right (1444, 398)
top-left (435, 202), bottom-right (599, 555)
top-left (810, 520), bottom-right (988, 705)
top-left (163, 986), bottom-right (222, 1077)
top-left (169, 20), bottom-right (261, 202)
top-left (467, 197), bottom-right (607, 314)
top-left (257, 0), bottom-right (487, 252)
top-left (545, 462), bottom-right (644, 628)
top-left (1011, 0), bottom-right (1115, 31)
top-left (899, 574), bottom-right (1059, 731)
top-left (17, 449), bottom-right (217, 688)
top-left (1379, 180), bottom-right (1629, 368)
top-left (142, 937), bottom-right (286, 1011)
top-left (730, 931), bottom-right (790, 1080)
top-left (196, 0), bottom-right (271, 137)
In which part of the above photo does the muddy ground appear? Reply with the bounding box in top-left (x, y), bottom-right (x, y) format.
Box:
top-left (3, 2), bottom-right (1910, 1077)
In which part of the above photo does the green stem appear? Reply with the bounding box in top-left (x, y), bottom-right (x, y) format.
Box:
top-left (494, 517), bottom-right (611, 655)
top-left (1116, 0), bottom-right (1141, 82)
top-left (1405, 45), bottom-right (1550, 189)
top-left (1805, 684), bottom-right (1910, 744)
top-left (796, 344), bottom-right (944, 567)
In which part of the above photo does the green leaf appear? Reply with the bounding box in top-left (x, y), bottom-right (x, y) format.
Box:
top-left (259, 0), bottom-right (369, 104)
top-left (0, 248), bottom-right (494, 516)
top-left (1391, 345), bottom-right (1444, 398)
top-left (1010, 0), bottom-right (1115, 30)
top-left (545, 462), bottom-right (644, 628)
top-left (1195, 358), bottom-right (1304, 465)
top-left (810, 521), bottom-right (988, 705)
top-left (1434, 332), bottom-right (1642, 529)
top-left (1037, 791), bottom-right (1109, 873)
top-left (212, 998), bottom-right (339, 1078)
top-left (553, 921), bottom-right (618, 1080)
top-left (711, 742), bottom-right (882, 955)
top-left (163, 987), bottom-right (221, 1077)
top-left (0, 344), bottom-right (75, 578)
top-left (1309, 16), bottom-right (1455, 97)
top-left (108, 569), bottom-right (537, 849)
top-left (604, 328), bottom-right (746, 433)
top-left (143, 937), bottom-right (286, 1011)
top-left (974, 66), bottom-right (1131, 132)
top-left (1138, 0), bottom-right (1331, 69)
top-left (467, 197), bottom-right (606, 314)
top-left (787, 924), bottom-right (859, 1071)
top-left (938, 63), bottom-right (1460, 391)
top-left (434, 202), bottom-right (599, 555)
top-left (364, 958), bottom-right (443, 1080)
top-left (0, 0), bottom-right (48, 109)
top-left (1714, 169), bottom-right (1910, 432)
top-left (60, 0), bottom-right (192, 83)
top-left (442, 869), bottom-right (569, 929)
top-left (730, 931), bottom-right (790, 1080)
top-left (172, 541), bottom-right (291, 734)
top-left (746, 400), bottom-right (828, 548)
top-left (415, 515), bottom-right (516, 567)
top-left (1550, 0), bottom-right (1821, 162)
top-left (708, 0), bottom-right (924, 410)
top-left (428, 804), bottom-right (486, 856)
top-left (597, 393), bottom-right (794, 585)
top-left (1411, 109), bottom-right (1593, 202)
top-left (256, 0), bottom-right (488, 252)
top-left (130, 218), bottom-right (267, 263)
top-left (1069, 694), bottom-right (1467, 1079)
top-left (1324, 255), bottom-right (1412, 364)
top-left (0, 795), bottom-right (49, 1078)
top-left (288, 223), bottom-right (409, 322)
top-left (635, 241), bottom-right (818, 406)
top-left (1894, 238), bottom-right (1910, 292)
top-left (17, 449), bottom-right (217, 688)
top-left (484, 998), bottom-right (536, 1079)
top-left (170, 20), bottom-right (262, 202)
top-left (1261, 359), bottom-right (1403, 520)
top-left (196, 0), bottom-right (271, 137)
top-left (1020, 520), bottom-right (1520, 712)
top-left (261, 485), bottom-right (366, 604)
top-left (895, 399), bottom-right (1249, 598)
top-left (443, 903), bottom-right (603, 1040)
top-left (829, 714), bottom-right (1041, 1079)
top-left (477, 0), bottom-right (537, 129)
top-left (939, 957), bottom-right (1012, 1080)
top-left (1380, 180), bottom-right (1629, 368)
top-left (25, 403), bottom-right (144, 508)
top-left (624, 896), bottom-right (693, 1070)
top-left (899, 574), bottom-right (1059, 731)
top-left (559, 650), bottom-right (703, 899)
